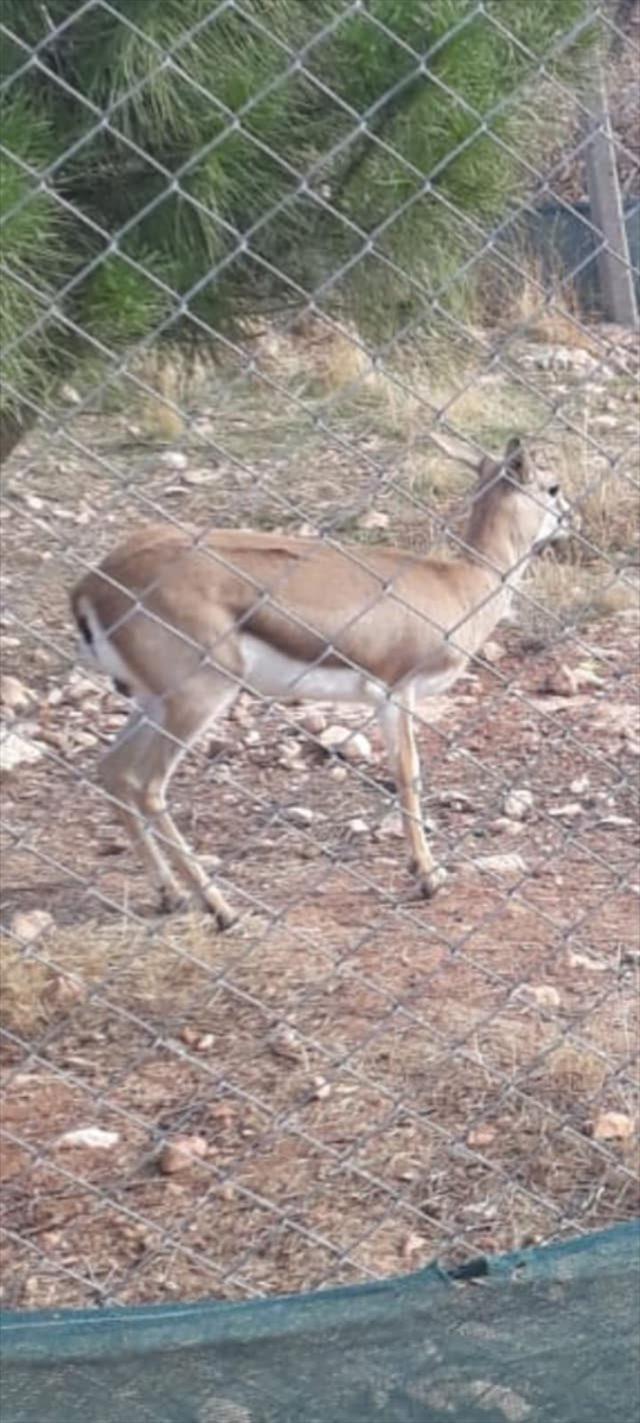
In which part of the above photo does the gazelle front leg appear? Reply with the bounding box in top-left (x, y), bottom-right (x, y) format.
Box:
top-left (378, 692), bottom-right (447, 898)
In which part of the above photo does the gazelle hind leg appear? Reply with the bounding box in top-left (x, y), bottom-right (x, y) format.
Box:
top-left (100, 704), bottom-right (186, 911)
top-left (100, 677), bottom-right (239, 926)
top-left (136, 678), bottom-right (240, 927)
top-left (378, 694), bottom-right (447, 899)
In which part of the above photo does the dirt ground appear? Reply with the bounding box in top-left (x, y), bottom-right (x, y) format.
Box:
top-left (1, 333), bottom-right (639, 1309)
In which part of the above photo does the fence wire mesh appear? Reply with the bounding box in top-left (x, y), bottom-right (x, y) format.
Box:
top-left (0, 0), bottom-right (638, 1317)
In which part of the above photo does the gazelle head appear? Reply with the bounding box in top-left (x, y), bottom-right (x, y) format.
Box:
top-left (474, 435), bottom-right (572, 565)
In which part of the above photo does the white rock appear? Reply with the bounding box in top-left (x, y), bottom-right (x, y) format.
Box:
top-left (438, 790), bottom-right (476, 812)
top-left (342, 732), bottom-right (373, 763)
top-left (376, 811), bottom-right (405, 840)
top-left (482, 640), bottom-right (506, 665)
top-left (301, 709), bottom-right (327, 737)
top-left (567, 950), bottom-right (608, 972)
top-left (159, 450), bottom-right (188, 470)
top-left (319, 724), bottom-right (350, 752)
top-left (285, 805), bottom-right (314, 826)
top-left (503, 788), bottom-right (534, 821)
top-left (319, 725), bottom-right (372, 762)
top-left (181, 467), bottom-right (216, 486)
top-left (548, 802), bottom-right (582, 820)
top-left (569, 775), bottom-right (590, 796)
top-left (518, 983), bottom-right (561, 1010)
top-left (58, 1127), bottom-right (119, 1151)
top-left (59, 382), bottom-right (82, 405)
top-left (472, 853), bottom-right (528, 878)
top-left (10, 909), bottom-right (55, 942)
top-left (0, 728), bottom-right (44, 774)
top-left (268, 1025), bottom-right (307, 1065)
top-left (310, 1077), bottom-right (332, 1101)
top-left (277, 738), bottom-right (299, 761)
top-left (65, 673), bottom-right (97, 702)
top-left (278, 755), bottom-right (305, 772)
top-left (533, 345), bottom-right (600, 375)
top-left (359, 509), bottom-right (390, 531)
top-left (71, 730), bottom-right (98, 750)
top-left (158, 1135), bottom-right (208, 1174)
top-left (0, 675), bottom-right (33, 714)
top-left (592, 1111), bottom-right (635, 1142)
top-left (52, 505), bottom-right (78, 522)
top-left (348, 818), bottom-right (369, 836)
top-left (489, 817), bottom-right (523, 837)
top-left (574, 663), bottom-right (605, 689)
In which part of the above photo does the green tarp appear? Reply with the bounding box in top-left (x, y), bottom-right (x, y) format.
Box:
top-left (1, 1223), bottom-right (639, 1422)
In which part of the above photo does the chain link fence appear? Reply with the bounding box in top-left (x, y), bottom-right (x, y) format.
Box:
top-left (1, 1), bottom-right (638, 1374)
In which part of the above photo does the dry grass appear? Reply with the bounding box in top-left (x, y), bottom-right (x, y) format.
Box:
top-left (1, 915), bottom-right (252, 1036)
top-left (528, 556), bottom-right (639, 633)
top-left (476, 245), bottom-right (602, 353)
top-left (507, 276), bottom-right (598, 351)
top-left (576, 466), bottom-right (640, 563)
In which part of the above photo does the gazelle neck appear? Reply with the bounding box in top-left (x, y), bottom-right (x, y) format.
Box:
top-left (463, 491), bottom-right (531, 586)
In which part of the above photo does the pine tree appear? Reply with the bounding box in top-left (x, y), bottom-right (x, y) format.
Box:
top-left (1, 0), bottom-right (594, 436)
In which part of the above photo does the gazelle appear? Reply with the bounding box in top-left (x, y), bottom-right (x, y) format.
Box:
top-left (71, 436), bottom-right (569, 928)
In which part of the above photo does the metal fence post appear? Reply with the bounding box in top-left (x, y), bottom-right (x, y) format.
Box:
top-left (584, 63), bottom-right (639, 327)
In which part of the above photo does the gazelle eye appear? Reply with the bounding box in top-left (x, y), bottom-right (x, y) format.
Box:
top-left (548, 484), bottom-right (560, 497)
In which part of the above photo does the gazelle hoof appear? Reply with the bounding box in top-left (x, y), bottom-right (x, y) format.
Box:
top-left (419, 865), bottom-right (448, 899)
top-left (202, 889), bottom-right (237, 931)
top-left (214, 904), bottom-right (238, 932)
top-left (158, 886), bottom-right (188, 915)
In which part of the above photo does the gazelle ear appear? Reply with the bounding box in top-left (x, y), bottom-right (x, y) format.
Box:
top-left (477, 455), bottom-right (497, 483)
top-left (504, 435), bottom-right (534, 484)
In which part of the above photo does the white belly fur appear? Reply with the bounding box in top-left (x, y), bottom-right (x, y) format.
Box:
top-left (415, 664), bottom-right (465, 700)
top-left (238, 634), bottom-right (464, 706)
top-left (239, 633), bottom-right (384, 705)
top-left (76, 597), bottom-right (147, 695)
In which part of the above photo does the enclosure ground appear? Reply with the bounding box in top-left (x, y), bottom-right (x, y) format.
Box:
top-left (1, 334), bottom-right (638, 1308)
